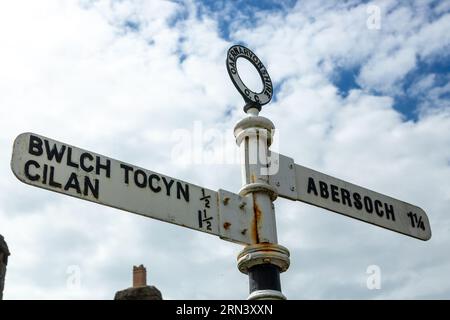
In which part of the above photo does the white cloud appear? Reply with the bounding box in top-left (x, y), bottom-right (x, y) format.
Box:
top-left (0, 0), bottom-right (449, 300)
top-left (358, 47), bottom-right (417, 94)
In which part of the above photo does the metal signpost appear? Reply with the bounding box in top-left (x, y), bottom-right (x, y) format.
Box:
top-left (11, 44), bottom-right (431, 300)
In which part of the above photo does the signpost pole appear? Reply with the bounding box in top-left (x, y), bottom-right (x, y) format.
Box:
top-left (234, 105), bottom-right (290, 300)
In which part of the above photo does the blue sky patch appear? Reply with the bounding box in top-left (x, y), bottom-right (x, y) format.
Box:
top-left (395, 56), bottom-right (450, 120)
top-left (124, 19), bottom-right (140, 32)
top-left (331, 66), bottom-right (361, 98)
top-left (195, 0), bottom-right (297, 40)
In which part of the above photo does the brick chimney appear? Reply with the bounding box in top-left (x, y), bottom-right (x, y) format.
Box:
top-left (114, 264), bottom-right (162, 300)
top-left (133, 264), bottom-right (147, 287)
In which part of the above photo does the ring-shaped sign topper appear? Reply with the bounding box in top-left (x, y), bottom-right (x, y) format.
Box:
top-left (226, 45), bottom-right (273, 112)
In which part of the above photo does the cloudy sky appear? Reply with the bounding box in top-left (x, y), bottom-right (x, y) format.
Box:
top-left (1, 0), bottom-right (449, 299)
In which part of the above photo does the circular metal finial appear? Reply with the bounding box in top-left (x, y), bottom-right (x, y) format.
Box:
top-left (226, 45), bottom-right (273, 113)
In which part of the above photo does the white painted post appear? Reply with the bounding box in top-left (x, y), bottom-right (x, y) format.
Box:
top-left (234, 107), bottom-right (290, 300)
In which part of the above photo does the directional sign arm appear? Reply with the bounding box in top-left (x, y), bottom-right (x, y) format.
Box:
top-left (11, 133), bottom-right (255, 245)
top-left (269, 153), bottom-right (431, 241)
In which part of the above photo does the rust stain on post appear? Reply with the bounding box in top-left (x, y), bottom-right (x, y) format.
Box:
top-left (251, 195), bottom-right (262, 244)
top-left (223, 222), bottom-right (231, 230)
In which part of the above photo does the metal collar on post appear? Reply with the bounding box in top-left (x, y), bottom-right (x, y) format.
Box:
top-left (239, 182), bottom-right (278, 201)
top-left (247, 290), bottom-right (287, 300)
top-left (234, 115), bottom-right (275, 147)
top-left (237, 244), bottom-right (290, 274)
top-left (237, 244), bottom-right (290, 301)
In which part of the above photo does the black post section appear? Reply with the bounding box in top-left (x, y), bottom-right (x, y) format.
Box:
top-left (243, 102), bottom-right (261, 113)
top-left (248, 264), bottom-right (281, 293)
